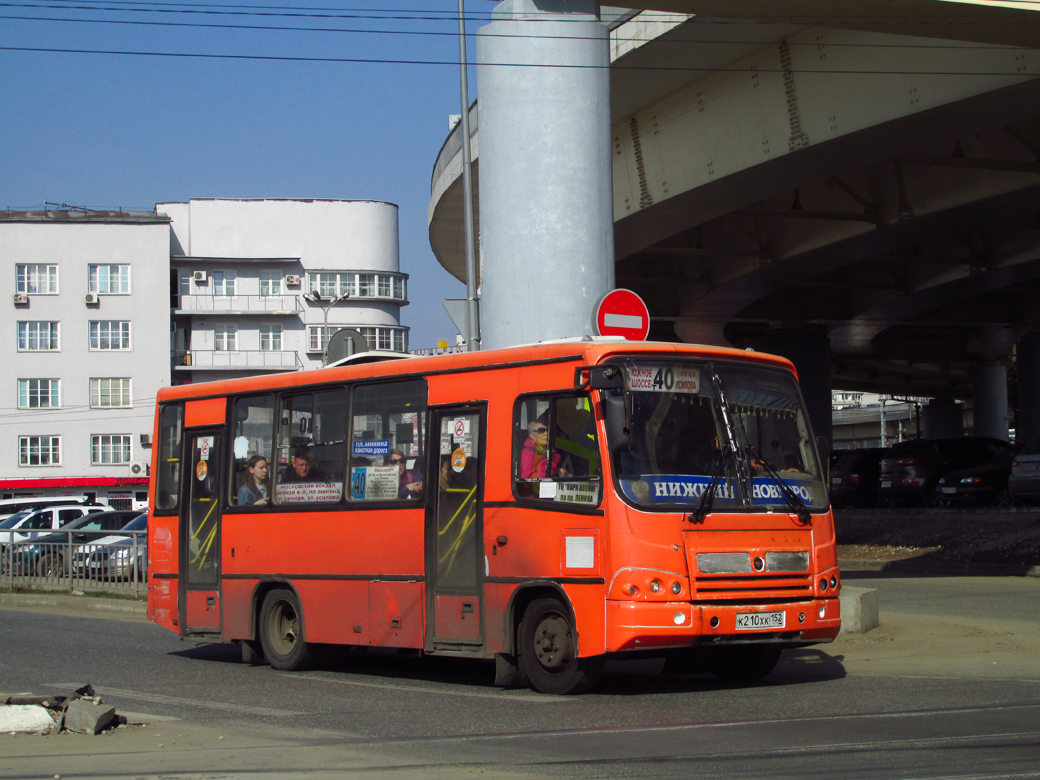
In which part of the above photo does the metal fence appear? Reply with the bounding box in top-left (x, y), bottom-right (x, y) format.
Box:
top-left (0, 530), bottom-right (146, 599)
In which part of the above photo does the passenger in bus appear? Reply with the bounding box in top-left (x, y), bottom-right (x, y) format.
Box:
top-left (280, 446), bottom-right (328, 483)
top-left (387, 448), bottom-right (423, 498)
top-left (237, 455), bottom-right (271, 506)
top-left (521, 415), bottom-right (570, 481)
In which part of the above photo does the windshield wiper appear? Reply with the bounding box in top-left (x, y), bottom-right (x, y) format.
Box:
top-left (691, 450), bottom-right (728, 523)
top-left (747, 446), bottom-right (812, 525)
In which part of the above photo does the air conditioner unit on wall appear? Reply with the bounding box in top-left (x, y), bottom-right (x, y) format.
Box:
top-left (193, 270), bottom-right (208, 283)
top-left (12, 293), bottom-right (28, 304)
top-left (129, 461), bottom-right (149, 477)
top-left (284, 274), bottom-right (301, 286)
top-left (84, 293), bottom-right (98, 304)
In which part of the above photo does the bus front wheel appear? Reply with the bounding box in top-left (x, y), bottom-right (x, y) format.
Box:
top-left (259, 588), bottom-right (314, 671)
top-left (518, 598), bottom-right (603, 695)
top-left (706, 645), bottom-right (781, 682)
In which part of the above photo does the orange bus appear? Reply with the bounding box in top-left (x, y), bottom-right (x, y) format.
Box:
top-left (147, 339), bottom-right (841, 694)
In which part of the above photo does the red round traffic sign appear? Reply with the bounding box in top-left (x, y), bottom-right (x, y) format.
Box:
top-left (594, 289), bottom-right (650, 341)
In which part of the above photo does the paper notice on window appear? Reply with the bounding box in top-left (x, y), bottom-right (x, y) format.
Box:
top-left (538, 481), bottom-right (558, 499)
top-left (565, 536), bottom-right (595, 569)
top-left (556, 481), bottom-right (600, 506)
top-left (277, 482), bottom-right (344, 503)
top-left (350, 465), bottom-right (399, 500)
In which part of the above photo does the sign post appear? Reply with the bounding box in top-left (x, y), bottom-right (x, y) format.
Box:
top-left (593, 289), bottom-right (650, 341)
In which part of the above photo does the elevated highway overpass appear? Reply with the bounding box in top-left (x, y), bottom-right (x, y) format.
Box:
top-left (429, 0), bottom-right (1040, 441)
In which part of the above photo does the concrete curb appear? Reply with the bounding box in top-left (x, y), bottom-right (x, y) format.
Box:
top-left (0, 592), bottom-right (146, 616)
top-left (838, 558), bottom-right (1040, 577)
top-left (838, 586), bottom-right (879, 634)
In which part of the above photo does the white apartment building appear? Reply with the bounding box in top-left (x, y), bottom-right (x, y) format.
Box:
top-left (159, 199), bottom-right (408, 383)
top-left (0, 209), bottom-right (172, 507)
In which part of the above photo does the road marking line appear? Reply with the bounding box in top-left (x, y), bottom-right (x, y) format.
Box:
top-left (44, 683), bottom-right (304, 717)
top-left (293, 673), bottom-right (569, 702)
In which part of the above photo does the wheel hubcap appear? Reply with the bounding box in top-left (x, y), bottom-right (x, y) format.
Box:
top-left (533, 614), bottom-right (571, 670)
top-left (271, 602), bottom-right (298, 654)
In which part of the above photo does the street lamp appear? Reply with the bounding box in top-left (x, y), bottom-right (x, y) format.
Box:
top-left (308, 290), bottom-right (350, 365)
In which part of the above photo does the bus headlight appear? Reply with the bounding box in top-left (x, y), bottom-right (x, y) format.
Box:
top-left (650, 579), bottom-right (661, 593)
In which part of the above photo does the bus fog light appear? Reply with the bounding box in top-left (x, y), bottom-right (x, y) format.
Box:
top-left (650, 579), bottom-right (661, 593)
top-left (628, 585), bottom-right (638, 596)
top-left (709, 616), bottom-right (720, 628)
top-left (671, 581), bottom-right (682, 595)
top-left (818, 604), bottom-right (826, 618)
top-left (673, 612), bottom-right (686, 625)
top-left (831, 576), bottom-right (838, 589)
top-left (819, 578), bottom-right (828, 591)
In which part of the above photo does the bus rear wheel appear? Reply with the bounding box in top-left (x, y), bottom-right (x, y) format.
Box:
top-left (706, 645), bottom-right (781, 683)
top-left (518, 598), bottom-right (603, 695)
top-left (259, 588), bottom-right (313, 671)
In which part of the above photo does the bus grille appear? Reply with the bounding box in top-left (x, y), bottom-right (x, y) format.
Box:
top-left (693, 574), bottom-right (813, 602)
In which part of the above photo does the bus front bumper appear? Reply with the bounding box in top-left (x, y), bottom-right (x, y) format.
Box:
top-left (604, 597), bottom-right (841, 653)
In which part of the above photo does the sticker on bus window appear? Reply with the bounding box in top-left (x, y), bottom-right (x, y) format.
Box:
top-left (451, 447), bottom-right (467, 473)
top-left (555, 481), bottom-right (600, 506)
top-left (627, 366), bottom-right (700, 394)
top-left (353, 440), bottom-right (390, 458)
top-left (195, 461), bottom-right (208, 481)
top-left (350, 466), bottom-right (398, 500)
top-left (278, 482), bottom-right (344, 503)
top-left (198, 436), bottom-right (214, 460)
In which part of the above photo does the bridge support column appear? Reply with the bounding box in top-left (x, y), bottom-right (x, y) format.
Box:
top-left (923, 398), bottom-right (963, 439)
top-left (745, 329), bottom-right (832, 448)
top-left (476, 0), bottom-right (614, 350)
top-left (971, 360), bottom-right (1009, 441)
top-left (1016, 333), bottom-right (1040, 445)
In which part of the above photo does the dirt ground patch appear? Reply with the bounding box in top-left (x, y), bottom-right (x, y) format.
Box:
top-left (834, 509), bottom-right (1040, 568)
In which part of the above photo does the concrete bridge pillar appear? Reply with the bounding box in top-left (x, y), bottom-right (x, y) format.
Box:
top-left (923, 398), bottom-right (964, 439)
top-left (744, 329), bottom-right (832, 448)
top-left (971, 360), bottom-right (1009, 441)
top-left (476, 0), bottom-right (614, 350)
top-left (1016, 333), bottom-right (1040, 445)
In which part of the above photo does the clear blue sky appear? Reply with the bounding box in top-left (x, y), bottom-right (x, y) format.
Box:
top-left (0, 0), bottom-right (498, 349)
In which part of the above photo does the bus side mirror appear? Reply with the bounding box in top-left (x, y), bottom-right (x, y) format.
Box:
top-left (604, 394), bottom-right (630, 453)
top-left (587, 365), bottom-right (624, 390)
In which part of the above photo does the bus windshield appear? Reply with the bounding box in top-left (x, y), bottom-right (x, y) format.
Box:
top-left (604, 360), bottom-right (827, 513)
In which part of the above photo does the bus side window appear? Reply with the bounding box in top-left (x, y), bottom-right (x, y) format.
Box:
top-left (155, 404), bottom-right (183, 512)
top-left (273, 389), bottom-right (349, 505)
top-left (230, 394), bottom-right (275, 506)
top-left (349, 379), bottom-right (428, 502)
top-left (514, 393), bottom-right (601, 506)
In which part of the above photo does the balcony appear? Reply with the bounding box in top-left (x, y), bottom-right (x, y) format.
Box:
top-left (173, 294), bottom-right (302, 315)
top-left (174, 350), bottom-right (303, 371)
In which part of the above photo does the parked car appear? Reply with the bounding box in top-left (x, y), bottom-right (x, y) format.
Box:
top-left (0, 505), bottom-right (106, 550)
top-left (829, 448), bottom-right (889, 508)
top-left (85, 513), bottom-right (148, 581)
top-left (877, 437), bottom-right (1015, 507)
top-left (1009, 435), bottom-right (1040, 505)
top-left (936, 446), bottom-right (1019, 506)
top-left (0, 495), bottom-right (106, 524)
top-left (6, 510), bottom-right (143, 578)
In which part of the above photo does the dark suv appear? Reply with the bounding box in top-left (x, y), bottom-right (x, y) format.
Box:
top-left (830, 448), bottom-right (889, 508)
top-left (877, 437), bottom-right (1015, 507)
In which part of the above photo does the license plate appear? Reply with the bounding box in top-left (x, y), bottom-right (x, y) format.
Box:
top-left (831, 477), bottom-right (841, 486)
top-left (942, 487), bottom-right (956, 494)
top-left (1023, 462), bottom-right (1038, 473)
top-left (735, 611), bottom-right (785, 630)
top-left (881, 480), bottom-right (892, 488)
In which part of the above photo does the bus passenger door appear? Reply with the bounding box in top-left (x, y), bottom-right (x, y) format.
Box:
top-left (181, 430), bottom-right (223, 636)
top-left (426, 406), bottom-right (486, 650)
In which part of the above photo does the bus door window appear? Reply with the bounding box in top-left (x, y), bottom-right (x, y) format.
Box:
top-left (155, 404), bottom-right (184, 512)
top-left (187, 432), bottom-right (221, 587)
top-left (273, 389), bottom-right (348, 504)
top-left (230, 394), bottom-right (275, 506)
top-left (514, 394), bottom-right (601, 507)
top-left (348, 379), bottom-right (428, 502)
top-left (434, 411), bottom-right (480, 590)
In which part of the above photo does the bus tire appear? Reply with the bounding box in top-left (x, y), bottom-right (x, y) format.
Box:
top-left (706, 645), bottom-right (781, 683)
top-left (259, 588), bottom-right (313, 671)
top-left (518, 598), bottom-right (603, 695)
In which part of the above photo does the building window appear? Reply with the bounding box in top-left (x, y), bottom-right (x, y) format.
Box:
top-left (377, 275), bottom-right (392, 297)
top-left (17, 264), bottom-right (58, 295)
top-left (307, 325), bottom-right (336, 351)
top-left (259, 271), bottom-right (282, 297)
top-left (213, 270), bottom-right (236, 297)
top-left (358, 274), bottom-right (374, 297)
top-left (17, 321), bottom-right (59, 351)
top-left (90, 378), bottom-right (132, 408)
top-left (393, 277), bottom-right (405, 300)
top-left (214, 324), bottom-right (237, 351)
top-left (89, 321), bottom-right (131, 350)
top-left (91, 434), bottom-right (131, 465)
top-left (19, 435), bottom-right (61, 466)
top-left (260, 323), bottom-right (282, 351)
top-left (18, 379), bottom-right (61, 409)
top-left (307, 272), bottom-right (355, 298)
top-left (88, 264), bottom-right (130, 294)
top-left (394, 330), bottom-right (406, 352)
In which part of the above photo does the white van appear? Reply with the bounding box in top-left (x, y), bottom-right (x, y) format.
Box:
top-left (0, 496), bottom-right (106, 524)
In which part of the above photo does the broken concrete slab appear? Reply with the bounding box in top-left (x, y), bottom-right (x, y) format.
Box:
top-left (0, 704), bottom-right (57, 733)
top-left (62, 700), bottom-right (116, 735)
top-left (839, 586), bottom-right (880, 634)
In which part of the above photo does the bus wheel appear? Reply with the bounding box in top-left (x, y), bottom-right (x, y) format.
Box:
top-left (259, 588), bottom-right (313, 671)
top-left (706, 646), bottom-right (781, 683)
top-left (518, 598), bottom-right (603, 695)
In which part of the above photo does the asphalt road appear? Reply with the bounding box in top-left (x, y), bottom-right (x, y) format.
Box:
top-left (2, 573), bottom-right (1039, 779)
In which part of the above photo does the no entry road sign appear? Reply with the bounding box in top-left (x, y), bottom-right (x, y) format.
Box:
top-left (594, 289), bottom-right (650, 341)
